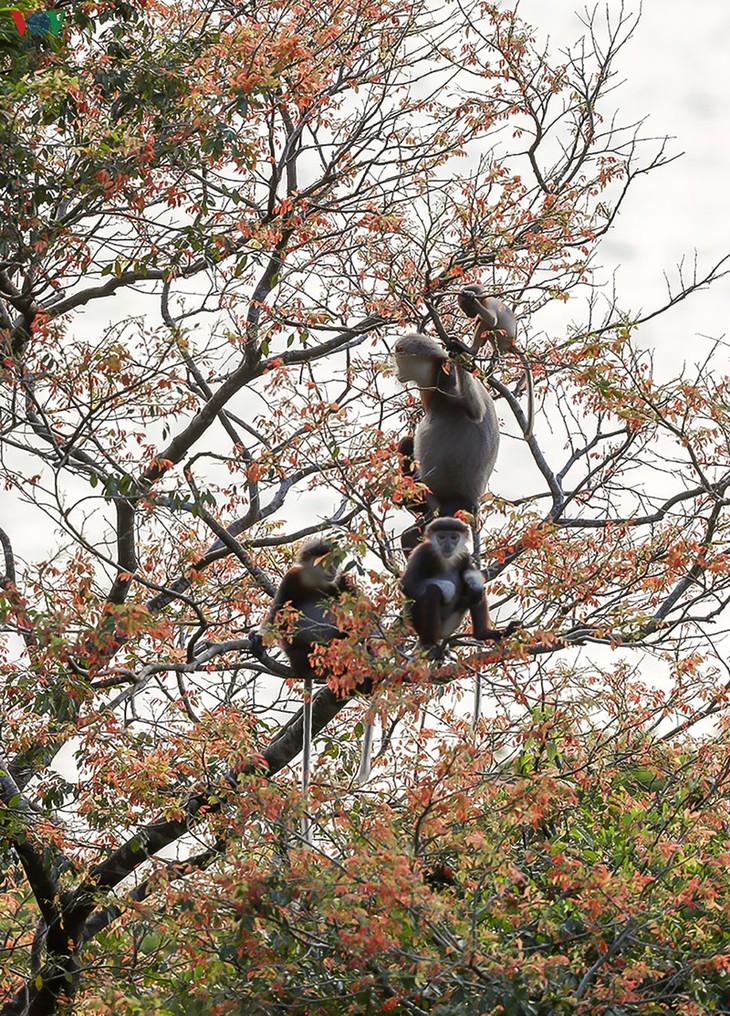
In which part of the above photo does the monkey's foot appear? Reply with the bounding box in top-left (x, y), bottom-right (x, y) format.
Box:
top-left (477, 620), bottom-right (521, 642)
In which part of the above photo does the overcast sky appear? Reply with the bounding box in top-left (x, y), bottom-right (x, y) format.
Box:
top-left (520, 0), bottom-right (730, 367)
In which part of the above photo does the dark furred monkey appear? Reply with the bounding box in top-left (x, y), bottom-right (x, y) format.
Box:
top-left (261, 539), bottom-right (356, 840)
top-left (457, 284), bottom-right (534, 439)
top-left (393, 333), bottom-right (500, 517)
top-left (400, 517), bottom-right (502, 648)
top-left (261, 539), bottom-right (355, 681)
top-left (395, 435), bottom-right (431, 558)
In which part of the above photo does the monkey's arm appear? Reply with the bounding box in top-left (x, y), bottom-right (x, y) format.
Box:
top-left (438, 361), bottom-right (488, 422)
top-left (260, 572), bottom-right (299, 627)
top-left (442, 334), bottom-right (474, 357)
top-left (470, 596), bottom-right (520, 642)
top-left (469, 595), bottom-right (498, 640)
top-left (400, 544), bottom-right (438, 601)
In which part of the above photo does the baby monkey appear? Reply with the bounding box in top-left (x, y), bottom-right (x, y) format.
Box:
top-left (457, 284), bottom-right (534, 439)
top-left (400, 517), bottom-right (507, 649)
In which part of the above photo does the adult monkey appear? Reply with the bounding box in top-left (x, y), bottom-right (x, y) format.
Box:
top-left (401, 517), bottom-right (517, 730)
top-left (259, 538), bottom-right (356, 840)
top-left (392, 333), bottom-right (500, 518)
top-left (457, 284), bottom-right (534, 439)
top-left (393, 337), bottom-right (509, 723)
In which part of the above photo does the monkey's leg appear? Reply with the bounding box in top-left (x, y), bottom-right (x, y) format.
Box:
top-left (301, 676), bottom-right (313, 845)
top-left (471, 597), bottom-right (519, 642)
top-left (414, 584), bottom-right (443, 647)
top-left (437, 499), bottom-right (474, 519)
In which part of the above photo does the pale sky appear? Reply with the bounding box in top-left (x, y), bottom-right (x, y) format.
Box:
top-left (519, 0), bottom-right (730, 365)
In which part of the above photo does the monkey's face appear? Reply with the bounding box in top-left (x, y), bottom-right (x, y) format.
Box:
top-left (459, 285), bottom-right (497, 327)
top-left (431, 528), bottom-right (469, 561)
top-left (394, 351), bottom-right (435, 387)
top-left (299, 542), bottom-right (343, 586)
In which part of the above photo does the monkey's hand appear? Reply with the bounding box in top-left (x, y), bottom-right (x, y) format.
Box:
top-left (248, 630), bottom-right (265, 657)
top-left (463, 569), bottom-right (485, 603)
top-left (443, 335), bottom-right (473, 357)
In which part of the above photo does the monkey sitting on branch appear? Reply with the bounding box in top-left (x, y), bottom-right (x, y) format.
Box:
top-left (261, 539), bottom-right (356, 684)
top-left (394, 434), bottom-right (432, 558)
top-left (260, 538), bottom-right (358, 840)
top-left (400, 517), bottom-right (510, 651)
top-left (393, 332), bottom-right (500, 520)
top-left (457, 284), bottom-right (534, 440)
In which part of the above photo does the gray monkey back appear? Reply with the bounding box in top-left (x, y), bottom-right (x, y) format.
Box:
top-left (415, 379), bottom-right (499, 510)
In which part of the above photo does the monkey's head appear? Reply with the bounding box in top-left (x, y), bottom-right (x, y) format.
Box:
top-left (425, 517), bottom-right (472, 562)
top-left (397, 435), bottom-right (416, 474)
top-left (393, 333), bottom-right (448, 387)
top-left (457, 284), bottom-right (497, 326)
top-left (397, 435), bottom-right (415, 458)
top-left (297, 539), bottom-right (344, 587)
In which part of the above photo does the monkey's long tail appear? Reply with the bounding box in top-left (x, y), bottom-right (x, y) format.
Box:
top-left (356, 722), bottom-right (375, 786)
top-left (473, 670), bottom-right (482, 730)
top-left (301, 677), bottom-right (313, 845)
top-left (518, 350), bottom-right (534, 440)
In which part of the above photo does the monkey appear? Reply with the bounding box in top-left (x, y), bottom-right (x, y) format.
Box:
top-left (400, 517), bottom-right (505, 649)
top-left (457, 284), bottom-right (534, 439)
top-left (395, 435), bottom-right (432, 558)
top-left (262, 542), bottom-right (383, 796)
top-left (393, 333), bottom-right (500, 518)
top-left (260, 539), bottom-right (356, 841)
top-left (261, 539), bottom-right (355, 682)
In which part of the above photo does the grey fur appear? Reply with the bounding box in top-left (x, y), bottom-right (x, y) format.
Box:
top-left (394, 332), bottom-right (499, 514)
top-left (458, 287), bottom-right (533, 439)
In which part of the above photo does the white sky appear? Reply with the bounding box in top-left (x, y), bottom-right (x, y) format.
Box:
top-left (519, 0), bottom-right (730, 362)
